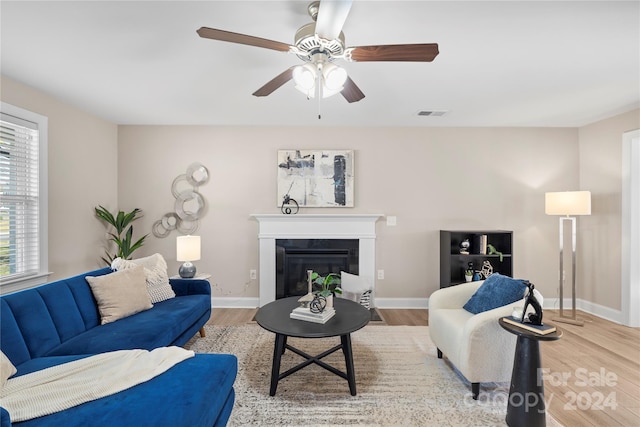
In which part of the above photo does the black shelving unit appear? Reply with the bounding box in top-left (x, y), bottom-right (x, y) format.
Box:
top-left (439, 230), bottom-right (513, 288)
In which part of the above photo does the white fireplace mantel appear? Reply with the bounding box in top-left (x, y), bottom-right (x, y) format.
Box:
top-left (251, 214), bottom-right (383, 307)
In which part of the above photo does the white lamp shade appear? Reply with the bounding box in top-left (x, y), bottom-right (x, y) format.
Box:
top-left (545, 191), bottom-right (592, 216)
top-left (176, 235), bottom-right (201, 261)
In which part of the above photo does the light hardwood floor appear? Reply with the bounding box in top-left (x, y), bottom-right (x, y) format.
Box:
top-left (208, 308), bottom-right (639, 426)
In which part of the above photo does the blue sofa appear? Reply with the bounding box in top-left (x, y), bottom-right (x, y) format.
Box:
top-left (0, 267), bottom-right (237, 427)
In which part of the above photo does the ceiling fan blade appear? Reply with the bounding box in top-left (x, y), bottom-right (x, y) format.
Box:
top-left (348, 43), bottom-right (439, 62)
top-left (252, 67), bottom-right (296, 97)
top-left (315, 0), bottom-right (353, 40)
top-left (197, 27), bottom-right (292, 52)
top-left (341, 77), bottom-right (365, 103)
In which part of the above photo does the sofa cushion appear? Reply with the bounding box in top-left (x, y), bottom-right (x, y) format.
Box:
top-left (3, 354), bottom-right (237, 427)
top-left (463, 273), bottom-right (526, 314)
top-left (1, 351), bottom-right (16, 388)
top-left (112, 253), bottom-right (176, 303)
top-left (45, 294), bottom-right (211, 356)
top-left (86, 266), bottom-right (153, 324)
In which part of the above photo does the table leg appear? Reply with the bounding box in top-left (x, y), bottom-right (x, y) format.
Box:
top-left (341, 334), bottom-right (357, 396)
top-left (270, 333), bottom-right (287, 396)
top-left (506, 336), bottom-right (546, 427)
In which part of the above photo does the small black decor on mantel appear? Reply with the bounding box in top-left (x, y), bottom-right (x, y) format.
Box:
top-left (281, 194), bottom-right (299, 214)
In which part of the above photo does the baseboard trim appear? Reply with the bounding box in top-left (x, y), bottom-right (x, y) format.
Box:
top-left (209, 296), bottom-right (624, 322)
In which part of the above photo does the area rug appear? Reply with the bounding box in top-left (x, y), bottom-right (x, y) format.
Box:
top-left (185, 325), bottom-right (561, 426)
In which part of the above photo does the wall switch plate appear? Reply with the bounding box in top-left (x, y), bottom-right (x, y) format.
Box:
top-left (386, 216), bottom-right (397, 226)
top-left (250, 269), bottom-right (257, 280)
top-left (377, 269), bottom-right (385, 280)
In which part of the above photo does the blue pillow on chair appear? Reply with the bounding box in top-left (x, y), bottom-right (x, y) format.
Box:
top-left (463, 273), bottom-right (527, 314)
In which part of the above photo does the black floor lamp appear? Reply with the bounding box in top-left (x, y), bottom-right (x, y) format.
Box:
top-left (545, 190), bottom-right (591, 326)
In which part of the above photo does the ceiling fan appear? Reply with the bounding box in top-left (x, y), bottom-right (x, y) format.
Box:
top-left (197, 0), bottom-right (439, 104)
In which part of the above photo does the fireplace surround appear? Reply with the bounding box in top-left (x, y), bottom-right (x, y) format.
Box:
top-left (251, 214), bottom-right (383, 307)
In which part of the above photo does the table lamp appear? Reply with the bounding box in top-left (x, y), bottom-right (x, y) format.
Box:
top-left (545, 190), bottom-right (591, 326)
top-left (176, 235), bottom-right (201, 278)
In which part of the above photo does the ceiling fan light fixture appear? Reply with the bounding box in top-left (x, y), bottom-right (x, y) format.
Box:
top-left (322, 63), bottom-right (348, 91)
top-left (292, 64), bottom-right (316, 91)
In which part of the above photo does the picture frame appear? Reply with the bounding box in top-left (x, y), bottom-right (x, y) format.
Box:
top-left (277, 149), bottom-right (354, 208)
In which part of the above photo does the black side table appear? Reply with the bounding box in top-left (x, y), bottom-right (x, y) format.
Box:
top-left (255, 296), bottom-right (370, 396)
top-left (499, 317), bottom-right (562, 427)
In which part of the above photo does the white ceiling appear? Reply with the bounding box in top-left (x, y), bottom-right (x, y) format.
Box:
top-left (1, 1), bottom-right (638, 127)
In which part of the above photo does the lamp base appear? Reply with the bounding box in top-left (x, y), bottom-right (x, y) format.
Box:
top-left (179, 262), bottom-right (196, 279)
top-left (552, 315), bottom-right (584, 326)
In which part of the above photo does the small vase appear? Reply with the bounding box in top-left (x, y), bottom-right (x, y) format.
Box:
top-left (465, 275), bottom-right (473, 282)
top-left (326, 294), bottom-right (334, 309)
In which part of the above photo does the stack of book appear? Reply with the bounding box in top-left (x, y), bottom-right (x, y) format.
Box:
top-left (502, 316), bottom-right (557, 335)
top-left (474, 234), bottom-right (488, 254)
top-left (290, 306), bottom-right (336, 324)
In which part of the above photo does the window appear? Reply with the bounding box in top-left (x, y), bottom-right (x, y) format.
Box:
top-left (0, 102), bottom-right (48, 290)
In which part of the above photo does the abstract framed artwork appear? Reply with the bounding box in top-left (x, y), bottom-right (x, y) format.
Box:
top-left (277, 149), bottom-right (354, 208)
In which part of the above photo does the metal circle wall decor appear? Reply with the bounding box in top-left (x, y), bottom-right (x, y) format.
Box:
top-left (152, 162), bottom-right (210, 238)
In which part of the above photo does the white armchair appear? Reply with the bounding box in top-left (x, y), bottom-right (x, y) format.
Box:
top-left (429, 280), bottom-right (518, 399)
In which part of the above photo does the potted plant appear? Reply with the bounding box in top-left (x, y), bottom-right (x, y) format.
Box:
top-left (311, 271), bottom-right (342, 309)
top-left (95, 205), bottom-right (148, 266)
top-left (464, 269), bottom-right (473, 282)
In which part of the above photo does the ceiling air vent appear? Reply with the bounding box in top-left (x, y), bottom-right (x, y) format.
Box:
top-left (417, 110), bottom-right (448, 117)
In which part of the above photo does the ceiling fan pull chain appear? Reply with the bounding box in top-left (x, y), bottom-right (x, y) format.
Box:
top-left (317, 67), bottom-right (323, 119)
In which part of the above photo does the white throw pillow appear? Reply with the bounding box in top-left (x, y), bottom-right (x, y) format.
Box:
top-left (340, 271), bottom-right (371, 294)
top-left (112, 253), bottom-right (176, 303)
top-left (340, 272), bottom-right (372, 309)
top-left (1, 350), bottom-right (17, 389)
top-left (86, 266), bottom-right (153, 324)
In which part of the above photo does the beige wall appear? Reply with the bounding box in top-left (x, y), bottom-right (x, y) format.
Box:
top-left (117, 125), bottom-right (579, 304)
top-left (578, 109), bottom-right (640, 312)
top-left (1, 76), bottom-right (118, 280)
top-left (4, 75), bottom-right (636, 316)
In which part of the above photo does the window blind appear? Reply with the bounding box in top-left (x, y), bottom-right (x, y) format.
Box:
top-left (0, 112), bottom-right (40, 282)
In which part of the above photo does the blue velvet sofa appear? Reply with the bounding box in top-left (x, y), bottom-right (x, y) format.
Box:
top-left (0, 267), bottom-right (237, 427)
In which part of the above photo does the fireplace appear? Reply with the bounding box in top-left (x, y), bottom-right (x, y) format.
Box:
top-left (276, 239), bottom-right (359, 299)
top-left (251, 214), bottom-right (383, 306)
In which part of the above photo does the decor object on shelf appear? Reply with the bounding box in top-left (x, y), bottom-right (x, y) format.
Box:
top-left (487, 244), bottom-right (503, 262)
top-left (176, 235), bottom-right (201, 278)
top-left (277, 150), bottom-right (354, 207)
top-left (459, 239), bottom-right (470, 254)
top-left (480, 260), bottom-right (493, 279)
top-left (152, 163), bottom-right (209, 238)
top-left (545, 190), bottom-right (591, 326)
top-left (94, 205), bottom-right (148, 265)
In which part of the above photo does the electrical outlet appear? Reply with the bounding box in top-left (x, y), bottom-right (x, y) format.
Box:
top-left (377, 269), bottom-right (385, 280)
top-left (250, 269), bottom-right (257, 280)
top-left (386, 216), bottom-right (397, 226)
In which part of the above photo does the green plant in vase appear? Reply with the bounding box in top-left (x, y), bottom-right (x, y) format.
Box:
top-left (95, 205), bottom-right (148, 266)
top-left (311, 272), bottom-right (343, 297)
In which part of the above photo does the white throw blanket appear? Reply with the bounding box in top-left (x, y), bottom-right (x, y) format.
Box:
top-left (0, 346), bottom-right (194, 422)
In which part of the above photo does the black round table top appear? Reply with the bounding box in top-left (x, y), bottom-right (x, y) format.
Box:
top-left (499, 317), bottom-right (563, 341)
top-left (255, 296), bottom-right (370, 338)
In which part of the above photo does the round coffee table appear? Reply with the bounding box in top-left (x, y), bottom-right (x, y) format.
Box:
top-left (255, 296), bottom-right (370, 396)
